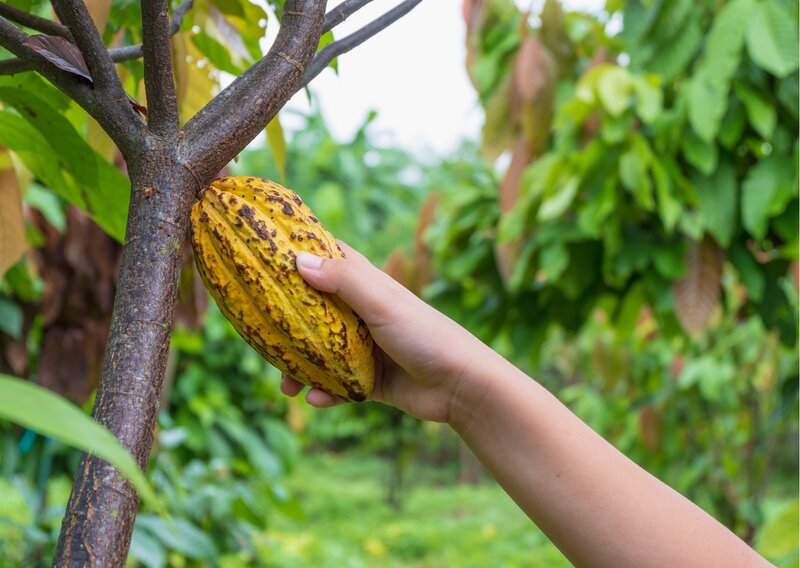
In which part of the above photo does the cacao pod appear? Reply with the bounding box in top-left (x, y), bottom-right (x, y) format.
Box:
top-left (190, 176), bottom-right (375, 402)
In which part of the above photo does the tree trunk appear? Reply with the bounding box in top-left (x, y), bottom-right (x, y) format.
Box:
top-left (53, 146), bottom-right (196, 566)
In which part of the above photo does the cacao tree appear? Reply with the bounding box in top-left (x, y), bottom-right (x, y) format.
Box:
top-left (0, 0), bottom-right (424, 564)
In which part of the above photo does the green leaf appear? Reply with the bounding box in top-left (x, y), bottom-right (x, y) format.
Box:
top-left (0, 101), bottom-right (129, 241)
top-left (0, 375), bottom-right (157, 505)
top-left (0, 296), bottom-right (22, 339)
top-left (538, 176), bottom-right (579, 221)
top-left (741, 155), bottom-right (796, 240)
top-left (620, 135), bottom-right (654, 210)
top-left (734, 82), bottom-right (776, 139)
top-left (686, 76), bottom-right (727, 144)
top-left (539, 241), bottom-right (569, 281)
top-left (317, 30), bottom-right (337, 73)
top-left (135, 514), bottom-right (217, 559)
top-left (718, 100), bottom-right (747, 150)
top-left (756, 499), bottom-right (800, 561)
top-left (265, 115), bottom-right (287, 183)
top-left (653, 159), bottom-right (682, 233)
top-left (681, 130), bottom-right (718, 175)
top-left (687, 0), bottom-right (753, 142)
top-left (730, 242), bottom-right (765, 301)
top-left (694, 160), bottom-right (737, 247)
top-left (191, 31), bottom-right (243, 75)
top-left (746, 0), bottom-right (799, 78)
top-left (632, 74), bottom-right (662, 124)
top-left (23, 183), bottom-right (66, 232)
top-left (702, 0), bottom-right (753, 84)
top-left (596, 66), bottom-right (633, 117)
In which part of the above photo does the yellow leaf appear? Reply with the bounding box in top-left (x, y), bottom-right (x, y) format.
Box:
top-left (265, 115), bottom-right (287, 182)
top-left (0, 147), bottom-right (27, 278)
top-left (181, 41), bottom-right (220, 124)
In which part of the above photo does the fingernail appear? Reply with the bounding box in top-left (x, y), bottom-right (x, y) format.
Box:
top-left (297, 251), bottom-right (324, 270)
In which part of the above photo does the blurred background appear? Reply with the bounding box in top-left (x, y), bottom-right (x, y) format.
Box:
top-left (0, 0), bottom-right (798, 566)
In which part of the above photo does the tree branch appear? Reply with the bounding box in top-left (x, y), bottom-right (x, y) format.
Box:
top-left (141, 0), bottom-right (179, 135)
top-left (0, 0), bottom-right (193, 76)
top-left (182, 0), bottom-right (325, 182)
top-left (0, 2), bottom-right (71, 38)
top-left (0, 15), bottom-right (146, 155)
top-left (323, 0), bottom-right (374, 33)
top-left (303, 0), bottom-right (423, 86)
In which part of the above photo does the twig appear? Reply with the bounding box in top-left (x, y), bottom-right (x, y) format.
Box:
top-left (141, 0), bottom-right (179, 134)
top-left (0, 0), bottom-right (193, 76)
top-left (0, 2), bottom-right (70, 38)
top-left (303, 0), bottom-right (423, 85)
top-left (323, 0), bottom-right (374, 33)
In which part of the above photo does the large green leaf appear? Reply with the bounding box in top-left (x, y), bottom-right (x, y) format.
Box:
top-left (687, 0), bottom-right (753, 142)
top-left (0, 77), bottom-right (130, 240)
top-left (741, 156), bottom-right (796, 240)
top-left (0, 374), bottom-right (157, 505)
top-left (746, 0), bottom-right (799, 78)
top-left (734, 82), bottom-right (777, 139)
top-left (694, 160), bottom-right (737, 247)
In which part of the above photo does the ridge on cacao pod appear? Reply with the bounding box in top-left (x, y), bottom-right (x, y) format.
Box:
top-left (190, 176), bottom-right (375, 402)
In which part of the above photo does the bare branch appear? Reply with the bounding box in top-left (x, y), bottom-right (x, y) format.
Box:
top-left (304, 0), bottom-right (423, 86)
top-left (0, 0), bottom-right (193, 76)
top-left (141, 0), bottom-right (179, 135)
top-left (323, 0), bottom-right (374, 33)
top-left (50, 0), bottom-right (123, 92)
top-left (183, 0), bottom-right (325, 182)
top-left (0, 2), bottom-right (70, 38)
top-left (0, 16), bottom-right (146, 155)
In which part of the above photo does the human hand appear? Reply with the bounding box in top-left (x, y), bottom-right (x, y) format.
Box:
top-left (280, 242), bottom-right (494, 423)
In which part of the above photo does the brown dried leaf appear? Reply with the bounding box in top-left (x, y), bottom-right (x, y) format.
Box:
top-left (638, 405), bottom-right (661, 451)
top-left (510, 38), bottom-right (557, 155)
top-left (0, 148), bottom-right (27, 277)
top-left (495, 137), bottom-right (532, 284)
top-left (413, 193), bottom-right (439, 294)
top-left (84, 0), bottom-right (111, 33)
top-left (512, 37), bottom-right (551, 107)
top-left (23, 35), bottom-right (92, 82)
top-left (674, 236), bottom-right (724, 335)
top-left (382, 248), bottom-right (413, 291)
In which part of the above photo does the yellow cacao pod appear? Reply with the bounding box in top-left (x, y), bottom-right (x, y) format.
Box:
top-left (189, 176), bottom-right (375, 402)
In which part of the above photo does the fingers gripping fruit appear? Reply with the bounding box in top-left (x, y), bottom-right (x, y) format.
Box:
top-left (190, 176), bottom-right (375, 401)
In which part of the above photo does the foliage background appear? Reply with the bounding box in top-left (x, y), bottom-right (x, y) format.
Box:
top-left (0, 0), bottom-right (797, 566)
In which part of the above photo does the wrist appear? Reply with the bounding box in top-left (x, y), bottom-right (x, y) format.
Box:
top-left (445, 344), bottom-right (502, 435)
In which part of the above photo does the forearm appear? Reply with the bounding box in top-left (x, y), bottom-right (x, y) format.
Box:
top-left (449, 355), bottom-right (769, 568)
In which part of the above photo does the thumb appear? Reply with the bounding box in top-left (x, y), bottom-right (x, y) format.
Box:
top-left (296, 244), bottom-right (410, 326)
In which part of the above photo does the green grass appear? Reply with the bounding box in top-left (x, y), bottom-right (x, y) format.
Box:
top-left (260, 451), bottom-right (570, 567)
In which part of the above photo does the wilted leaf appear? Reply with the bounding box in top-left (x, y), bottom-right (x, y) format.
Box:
top-left (0, 147), bottom-right (26, 277)
top-left (23, 35), bottom-right (92, 82)
top-left (673, 236), bottom-right (724, 335)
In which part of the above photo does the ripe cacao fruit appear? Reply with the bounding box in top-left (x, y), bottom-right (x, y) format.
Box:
top-left (190, 176), bottom-right (375, 402)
